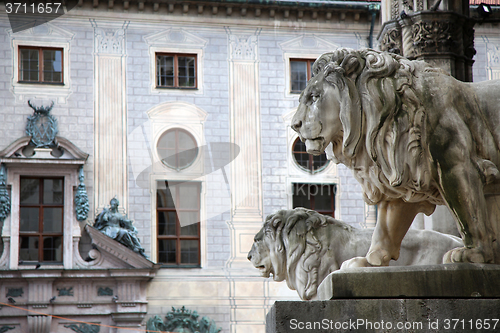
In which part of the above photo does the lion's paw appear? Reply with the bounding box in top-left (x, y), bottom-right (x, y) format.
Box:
top-left (443, 247), bottom-right (488, 264)
top-left (340, 257), bottom-right (374, 270)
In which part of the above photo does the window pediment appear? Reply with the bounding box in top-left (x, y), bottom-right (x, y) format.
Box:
top-left (0, 136), bottom-right (88, 164)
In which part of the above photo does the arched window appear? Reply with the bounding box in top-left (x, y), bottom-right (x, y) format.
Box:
top-left (157, 128), bottom-right (198, 171)
top-left (292, 137), bottom-right (329, 174)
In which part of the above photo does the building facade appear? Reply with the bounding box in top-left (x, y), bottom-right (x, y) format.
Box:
top-left (0, 0), bottom-right (499, 332)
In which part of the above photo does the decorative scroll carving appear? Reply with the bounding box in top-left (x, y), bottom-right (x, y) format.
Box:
top-left (97, 287), bottom-right (113, 296)
top-left (146, 306), bottom-right (221, 333)
top-left (229, 34), bottom-right (258, 60)
top-left (6, 287), bottom-right (23, 298)
top-left (26, 100), bottom-right (57, 148)
top-left (57, 287), bottom-right (74, 296)
top-left (74, 166), bottom-right (89, 221)
top-left (379, 28), bottom-right (402, 54)
top-left (412, 19), bottom-right (457, 55)
top-left (64, 323), bottom-right (100, 333)
top-left (94, 28), bottom-right (125, 54)
top-left (0, 165), bottom-right (10, 223)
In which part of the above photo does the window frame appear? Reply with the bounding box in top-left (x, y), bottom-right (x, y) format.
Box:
top-left (18, 46), bottom-right (64, 85)
top-left (156, 180), bottom-right (201, 267)
top-left (289, 58), bottom-right (315, 94)
top-left (19, 176), bottom-right (64, 264)
top-left (291, 137), bottom-right (330, 174)
top-left (156, 128), bottom-right (199, 171)
top-left (155, 52), bottom-right (197, 89)
top-left (4, 165), bottom-right (80, 270)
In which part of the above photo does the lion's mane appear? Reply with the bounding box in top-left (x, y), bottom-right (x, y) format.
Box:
top-left (263, 208), bottom-right (350, 300)
top-left (315, 48), bottom-right (449, 205)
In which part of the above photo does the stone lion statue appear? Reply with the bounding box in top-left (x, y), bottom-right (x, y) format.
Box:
top-left (248, 208), bottom-right (462, 300)
top-left (291, 48), bottom-right (500, 267)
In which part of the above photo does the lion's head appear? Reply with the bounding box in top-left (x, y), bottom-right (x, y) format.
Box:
top-left (247, 208), bottom-right (341, 300)
top-left (291, 48), bottom-right (443, 205)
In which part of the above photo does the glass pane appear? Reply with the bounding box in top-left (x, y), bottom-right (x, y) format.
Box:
top-left (180, 221), bottom-right (199, 236)
top-left (291, 61), bottom-right (307, 92)
top-left (43, 236), bottom-right (62, 262)
top-left (178, 183), bottom-right (199, 209)
top-left (20, 49), bottom-right (39, 81)
top-left (157, 130), bottom-right (177, 166)
top-left (43, 208), bottom-right (63, 233)
top-left (311, 185), bottom-right (334, 210)
top-left (20, 178), bottom-right (39, 204)
top-left (292, 183), bottom-right (311, 209)
top-left (43, 178), bottom-right (63, 204)
top-left (179, 213), bottom-right (199, 231)
top-left (178, 131), bottom-right (196, 151)
top-left (180, 240), bottom-right (199, 264)
top-left (43, 49), bottom-right (62, 82)
top-left (157, 55), bottom-right (174, 87)
top-left (20, 207), bottom-right (39, 232)
top-left (158, 211), bottom-right (177, 235)
top-left (157, 183), bottom-right (176, 208)
top-left (19, 236), bottom-right (39, 261)
top-left (312, 153), bottom-right (329, 172)
top-left (158, 239), bottom-right (176, 264)
top-left (178, 56), bottom-right (196, 87)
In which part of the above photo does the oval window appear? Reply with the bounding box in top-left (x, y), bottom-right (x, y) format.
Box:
top-left (292, 137), bottom-right (329, 173)
top-left (157, 128), bottom-right (198, 170)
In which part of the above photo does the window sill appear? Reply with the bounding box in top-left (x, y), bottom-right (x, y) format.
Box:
top-left (18, 81), bottom-right (65, 86)
top-left (159, 264), bottom-right (201, 269)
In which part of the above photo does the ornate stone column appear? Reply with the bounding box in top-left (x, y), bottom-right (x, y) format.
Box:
top-left (91, 21), bottom-right (129, 214)
top-left (378, 0), bottom-right (475, 82)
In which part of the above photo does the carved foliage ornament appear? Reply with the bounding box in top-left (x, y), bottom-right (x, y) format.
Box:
top-left (26, 100), bottom-right (58, 148)
top-left (0, 164), bottom-right (11, 223)
top-left (146, 306), bottom-right (221, 333)
top-left (379, 28), bottom-right (402, 54)
top-left (412, 20), bottom-right (457, 55)
top-left (74, 166), bottom-right (89, 221)
top-left (64, 323), bottom-right (99, 333)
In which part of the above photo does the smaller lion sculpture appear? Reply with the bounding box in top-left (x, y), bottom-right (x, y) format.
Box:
top-left (248, 208), bottom-right (463, 300)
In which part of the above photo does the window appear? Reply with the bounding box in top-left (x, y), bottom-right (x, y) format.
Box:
top-left (292, 137), bottom-right (329, 173)
top-left (156, 181), bottom-right (201, 266)
top-left (18, 46), bottom-right (63, 84)
top-left (19, 177), bottom-right (64, 263)
top-left (157, 128), bottom-right (199, 170)
top-left (290, 58), bottom-right (314, 93)
top-left (292, 183), bottom-right (336, 218)
top-left (156, 53), bottom-right (197, 88)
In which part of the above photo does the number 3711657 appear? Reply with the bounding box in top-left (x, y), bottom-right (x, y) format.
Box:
top-left (5, 2), bottom-right (62, 14)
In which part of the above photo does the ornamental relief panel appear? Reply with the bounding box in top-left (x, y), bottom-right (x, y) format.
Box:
top-left (411, 20), bottom-right (457, 56)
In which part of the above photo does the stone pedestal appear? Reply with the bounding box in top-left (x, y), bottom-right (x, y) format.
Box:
top-left (266, 264), bottom-right (500, 333)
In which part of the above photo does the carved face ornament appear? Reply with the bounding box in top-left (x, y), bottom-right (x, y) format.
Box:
top-left (291, 69), bottom-right (343, 156)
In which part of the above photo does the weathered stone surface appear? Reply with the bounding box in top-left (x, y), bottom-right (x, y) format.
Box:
top-left (291, 48), bottom-right (500, 269)
top-left (267, 298), bottom-right (500, 333)
top-left (318, 264), bottom-right (500, 299)
top-left (248, 208), bottom-right (462, 300)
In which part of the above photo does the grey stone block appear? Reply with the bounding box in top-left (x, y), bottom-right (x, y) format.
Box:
top-left (318, 264), bottom-right (500, 299)
top-left (267, 299), bottom-right (500, 333)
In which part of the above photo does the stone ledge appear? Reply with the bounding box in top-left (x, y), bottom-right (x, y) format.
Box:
top-left (267, 299), bottom-right (500, 333)
top-left (317, 263), bottom-right (500, 299)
